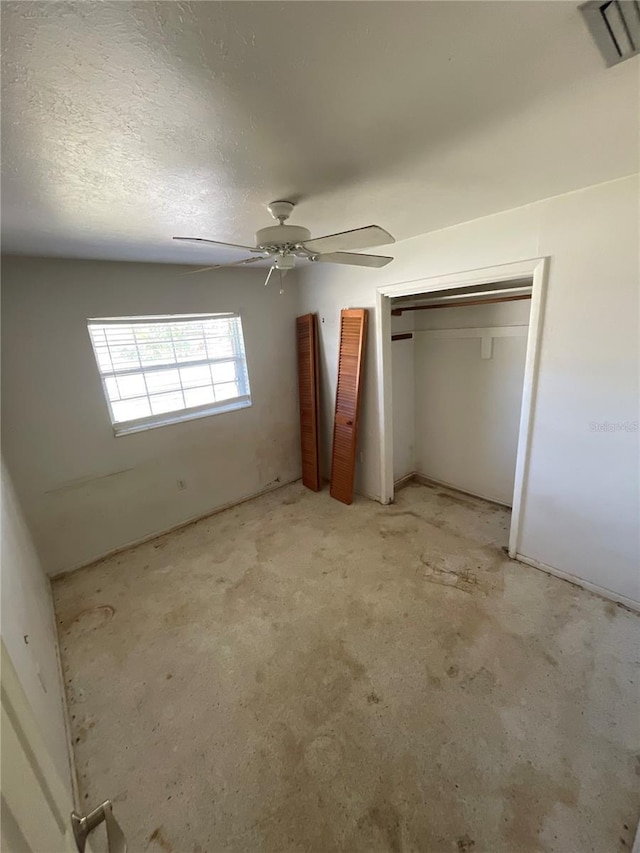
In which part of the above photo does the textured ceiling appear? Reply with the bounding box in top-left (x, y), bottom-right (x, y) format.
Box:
top-left (1, 1), bottom-right (638, 265)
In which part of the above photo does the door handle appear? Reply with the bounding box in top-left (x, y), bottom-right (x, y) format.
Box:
top-left (71, 800), bottom-right (127, 853)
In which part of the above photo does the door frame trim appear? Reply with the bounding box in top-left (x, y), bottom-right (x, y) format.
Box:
top-left (375, 256), bottom-right (549, 558)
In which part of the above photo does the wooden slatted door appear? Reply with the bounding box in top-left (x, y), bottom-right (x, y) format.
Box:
top-left (330, 308), bottom-right (368, 504)
top-left (296, 313), bottom-right (321, 491)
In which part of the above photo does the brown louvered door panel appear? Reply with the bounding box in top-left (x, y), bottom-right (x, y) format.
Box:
top-left (296, 313), bottom-right (321, 491)
top-left (330, 308), bottom-right (368, 505)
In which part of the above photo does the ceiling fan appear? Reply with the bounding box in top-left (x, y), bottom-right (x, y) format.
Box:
top-left (173, 201), bottom-right (395, 292)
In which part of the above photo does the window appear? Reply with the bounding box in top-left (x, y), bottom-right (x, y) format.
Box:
top-left (87, 313), bottom-right (251, 435)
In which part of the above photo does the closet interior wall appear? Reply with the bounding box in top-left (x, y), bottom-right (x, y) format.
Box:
top-left (391, 294), bottom-right (531, 506)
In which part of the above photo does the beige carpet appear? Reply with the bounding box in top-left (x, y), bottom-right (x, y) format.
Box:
top-left (54, 481), bottom-right (639, 852)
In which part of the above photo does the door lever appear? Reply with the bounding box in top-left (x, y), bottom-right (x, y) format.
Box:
top-left (71, 800), bottom-right (127, 853)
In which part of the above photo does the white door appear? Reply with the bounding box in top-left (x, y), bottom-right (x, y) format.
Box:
top-left (1, 640), bottom-right (90, 853)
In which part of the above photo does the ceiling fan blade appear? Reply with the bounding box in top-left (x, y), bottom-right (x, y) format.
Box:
top-left (181, 256), bottom-right (265, 276)
top-left (302, 225), bottom-right (395, 254)
top-left (314, 252), bottom-right (393, 268)
top-left (173, 236), bottom-right (262, 253)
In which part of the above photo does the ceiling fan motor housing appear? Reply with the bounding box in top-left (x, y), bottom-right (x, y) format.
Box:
top-left (255, 224), bottom-right (311, 250)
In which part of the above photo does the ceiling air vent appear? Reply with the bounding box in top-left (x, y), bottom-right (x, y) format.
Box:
top-left (580, 1), bottom-right (640, 65)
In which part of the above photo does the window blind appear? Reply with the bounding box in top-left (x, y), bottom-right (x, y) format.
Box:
top-left (87, 313), bottom-right (251, 434)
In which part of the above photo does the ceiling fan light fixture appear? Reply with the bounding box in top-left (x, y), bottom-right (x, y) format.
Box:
top-left (174, 200), bottom-right (396, 278)
top-left (274, 254), bottom-right (295, 270)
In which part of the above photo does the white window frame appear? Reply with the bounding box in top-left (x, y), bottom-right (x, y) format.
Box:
top-left (87, 313), bottom-right (252, 436)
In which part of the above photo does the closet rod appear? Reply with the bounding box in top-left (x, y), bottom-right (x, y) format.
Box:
top-left (391, 293), bottom-right (531, 316)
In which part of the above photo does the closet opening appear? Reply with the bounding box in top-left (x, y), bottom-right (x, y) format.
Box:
top-left (376, 258), bottom-right (548, 557)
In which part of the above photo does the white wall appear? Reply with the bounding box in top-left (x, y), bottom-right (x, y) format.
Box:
top-left (391, 311), bottom-right (415, 481)
top-left (298, 176), bottom-right (639, 603)
top-left (1, 257), bottom-right (301, 575)
top-left (413, 299), bottom-right (530, 505)
top-left (1, 461), bottom-right (72, 794)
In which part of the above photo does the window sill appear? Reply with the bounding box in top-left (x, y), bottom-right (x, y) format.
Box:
top-left (112, 398), bottom-right (252, 437)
